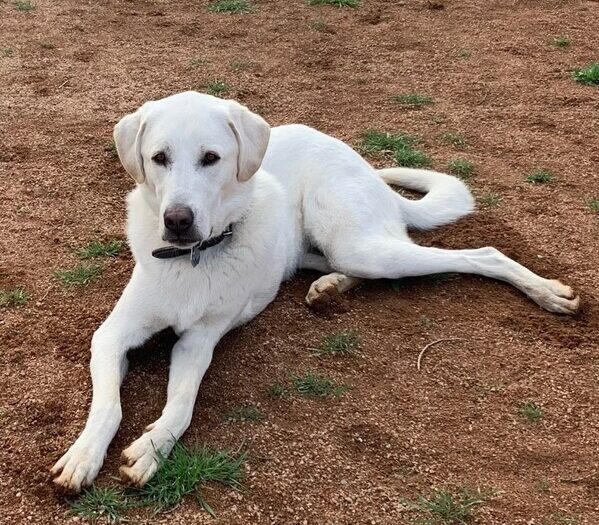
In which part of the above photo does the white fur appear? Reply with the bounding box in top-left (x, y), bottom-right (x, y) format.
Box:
top-left (51, 92), bottom-right (579, 492)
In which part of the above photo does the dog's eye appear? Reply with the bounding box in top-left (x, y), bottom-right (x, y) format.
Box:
top-left (202, 152), bottom-right (220, 166)
top-left (152, 152), bottom-right (168, 166)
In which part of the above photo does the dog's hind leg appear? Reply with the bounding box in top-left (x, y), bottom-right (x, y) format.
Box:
top-left (328, 236), bottom-right (579, 315)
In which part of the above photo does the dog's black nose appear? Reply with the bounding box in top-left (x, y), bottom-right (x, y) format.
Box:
top-left (164, 206), bottom-right (194, 233)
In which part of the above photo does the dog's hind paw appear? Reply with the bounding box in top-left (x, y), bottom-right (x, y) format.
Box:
top-left (530, 279), bottom-right (580, 315)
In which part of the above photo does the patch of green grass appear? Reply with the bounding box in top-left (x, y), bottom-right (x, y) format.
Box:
top-left (431, 115), bottom-right (445, 124)
top-left (225, 405), bottom-right (263, 422)
top-left (76, 239), bottom-right (124, 259)
top-left (552, 36), bottom-right (571, 48)
top-left (2, 47), bottom-right (14, 57)
top-left (420, 315), bottom-right (436, 329)
top-left (71, 443), bottom-right (246, 518)
top-left (70, 486), bottom-right (128, 523)
top-left (230, 58), bottom-right (253, 71)
top-left (391, 92), bottom-right (434, 108)
top-left (457, 49), bottom-right (471, 59)
top-left (134, 442), bottom-right (246, 511)
top-left (441, 131), bottom-right (467, 149)
top-left (268, 383), bottom-right (288, 398)
top-left (361, 130), bottom-right (431, 168)
top-left (572, 62), bottom-right (599, 85)
top-left (13, 0), bottom-right (35, 11)
top-left (308, 0), bottom-right (360, 7)
top-left (208, 0), bottom-right (253, 13)
top-left (550, 513), bottom-right (579, 524)
top-left (105, 139), bottom-right (118, 157)
top-left (478, 192), bottom-right (502, 207)
top-left (519, 400), bottom-right (543, 423)
top-left (54, 264), bottom-right (103, 288)
top-left (406, 487), bottom-right (489, 524)
top-left (307, 19), bottom-right (328, 31)
top-left (447, 158), bottom-right (474, 180)
top-left (190, 57), bottom-right (207, 68)
top-left (292, 371), bottom-right (347, 397)
top-left (0, 287), bottom-right (28, 307)
top-left (394, 147), bottom-right (432, 168)
top-left (526, 169), bottom-right (553, 184)
top-left (588, 198), bottom-right (599, 213)
top-left (361, 130), bottom-right (418, 154)
top-left (535, 478), bottom-right (550, 493)
top-left (203, 79), bottom-right (230, 97)
top-left (313, 331), bottom-right (359, 356)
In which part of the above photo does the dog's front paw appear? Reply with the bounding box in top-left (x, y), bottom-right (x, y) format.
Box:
top-left (120, 427), bottom-right (174, 487)
top-left (50, 441), bottom-right (105, 494)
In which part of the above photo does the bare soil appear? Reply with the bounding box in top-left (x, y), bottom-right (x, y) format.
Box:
top-left (1, 0), bottom-right (598, 523)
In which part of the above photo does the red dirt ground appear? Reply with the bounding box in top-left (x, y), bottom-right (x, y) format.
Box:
top-left (1, 0), bottom-right (598, 523)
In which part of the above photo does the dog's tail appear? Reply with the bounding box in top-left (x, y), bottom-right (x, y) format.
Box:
top-left (378, 167), bottom-right (475, 230)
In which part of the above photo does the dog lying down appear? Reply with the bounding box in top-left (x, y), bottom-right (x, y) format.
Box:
top-left (51, 91), bottom-right (579, 492)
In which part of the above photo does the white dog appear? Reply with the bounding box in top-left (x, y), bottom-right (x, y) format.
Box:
top-left (51, 91), bottom-right (579, 492)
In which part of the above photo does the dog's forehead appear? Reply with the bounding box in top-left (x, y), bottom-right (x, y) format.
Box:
top-left (145, 92), bottom-right (233, 145)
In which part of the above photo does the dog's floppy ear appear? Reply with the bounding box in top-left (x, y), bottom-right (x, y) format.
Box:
top-left (228, 101), bottom-right (270, 182)
top-left (113, 107), bottom-right (148, 184)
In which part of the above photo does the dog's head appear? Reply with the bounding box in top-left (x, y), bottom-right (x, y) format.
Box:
top-left (114, 91), bottom-right (270, 247)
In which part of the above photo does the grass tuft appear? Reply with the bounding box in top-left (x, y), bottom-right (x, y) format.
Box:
top-left (308, 0), bottom-right (360, 7)
top-left (407, 487), bottom-right (490, 524)
top-left (133, 442), bottom-right (246, 511)
top-left (441, 131), bottom-right (467, 149)
top-left (361, 130), bottom-right (431, 168)
top-left (457, 49), bottom-right (471, 59)
top-left (76, 239), bottom-right (124, 259)
top-left (13, 0), bottom-right (35, 11)
top-left (0, 287), bottom-right (28, 307)
top-left (190, 57), bottom-right (207, 68)
top-left (552, 36), bottom-right (571, 48)
top-left (203, 79), bottom-right (230, 97)
top-left (588, 198), bottom-right (599, 213)
top-left (268, 383), bottom-right (288, 398)
top-left (208, 0), bottom-right (253, 13)
top-left (54, 264), bottom-right (103, 288)
top-left (391, 93), bottom-right (434, 108)
top-left (225, 405), bottom-right (263, 422)
top-left (519, 401), bottom-right (543, 423)
top-left (478, 193), bottom-right (502, 207)
top-left (447, 158), bottom-right (474, 180)
top-left (292, 371), bottom-right (347, 397)
top-left (526, 169), bottom-right (553, 184)
top-left (2, 47), bottom-right (14, 57)
top-left (70, 486), bottom-right (128, 523)
top-left (307, 19), bottom-right (328, 31)
top-left (312, 331), bottom-right (359, 356)
top-left (230, 58), bottom-right (253, 71)
top-left (572, 62), bottom-right (599, 85)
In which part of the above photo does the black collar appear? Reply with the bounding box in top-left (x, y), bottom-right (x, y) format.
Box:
top-left (152, 226), bottom-right (233, 267)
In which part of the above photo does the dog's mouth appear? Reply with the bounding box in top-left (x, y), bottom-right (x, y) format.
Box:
top-left (162, 235), bottom-right (202, 248)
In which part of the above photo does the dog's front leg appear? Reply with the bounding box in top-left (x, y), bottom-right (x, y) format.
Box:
top-left (51, 274), bottom-right (161, 493)
top-left (119, 322), bottom-right (225, 487)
